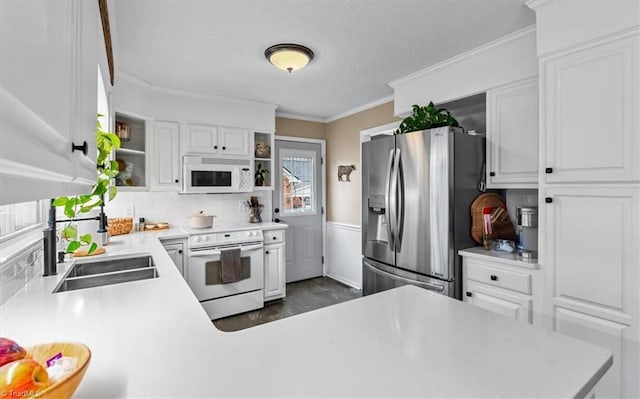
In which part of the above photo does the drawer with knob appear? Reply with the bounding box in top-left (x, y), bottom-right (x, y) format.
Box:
top-left (465, 260), bottom-right (531, 295)
top-left (265, 230), bottom-right (284, 244)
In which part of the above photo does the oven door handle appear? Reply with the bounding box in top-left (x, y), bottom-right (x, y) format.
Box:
top-left (188, 243), bottom-right (264, 257)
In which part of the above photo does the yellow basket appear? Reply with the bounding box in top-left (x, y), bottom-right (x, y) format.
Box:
top-left (107, 217), bottom-right (133, 236)
top-left (24, 342), bottom-right (91, 399)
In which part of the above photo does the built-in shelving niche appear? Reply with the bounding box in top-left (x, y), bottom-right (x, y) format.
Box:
top-left (114, 112), bottom-right (147, 189)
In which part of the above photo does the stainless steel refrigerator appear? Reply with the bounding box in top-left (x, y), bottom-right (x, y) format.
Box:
top-left (362, 127), bottom-right (484, 299)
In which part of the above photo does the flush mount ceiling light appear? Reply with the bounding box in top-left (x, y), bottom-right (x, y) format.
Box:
top-left (264, 43), bottom-right (314, 73)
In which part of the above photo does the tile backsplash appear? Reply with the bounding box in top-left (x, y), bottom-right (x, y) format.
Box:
top-left (0, 241), bottom-right (42, 305)
top-left (105, 191), bottom-right (273, 228)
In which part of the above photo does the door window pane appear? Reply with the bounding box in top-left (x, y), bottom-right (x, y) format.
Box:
top-left (281, 155), bottom-right (315, 215)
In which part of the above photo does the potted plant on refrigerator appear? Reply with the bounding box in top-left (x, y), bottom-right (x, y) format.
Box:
top-left (395, 102), bottom-right (460, 134)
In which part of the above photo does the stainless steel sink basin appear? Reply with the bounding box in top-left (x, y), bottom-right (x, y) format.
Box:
top-left (53, 255), bottom-right (159, 293)
top-left (66, 255), bottom-right (154, 277)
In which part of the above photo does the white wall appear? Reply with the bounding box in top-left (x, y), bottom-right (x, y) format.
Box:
top-left (106, 191), bottom-right (272, 229)
top-left (390, 27), bottom-right (537, 116)
top-left (326, 222), bottom-right (361, 289)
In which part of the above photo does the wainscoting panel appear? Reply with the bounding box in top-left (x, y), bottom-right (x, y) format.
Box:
top-left (327, 222), bottom-right (362, 289)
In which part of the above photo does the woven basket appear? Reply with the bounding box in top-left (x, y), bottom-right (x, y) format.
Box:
top-left (107, 217), bottom-right (133, 236)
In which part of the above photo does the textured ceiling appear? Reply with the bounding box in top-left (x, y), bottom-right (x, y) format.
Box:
top-left (114, 0), bottom-right (534, 121)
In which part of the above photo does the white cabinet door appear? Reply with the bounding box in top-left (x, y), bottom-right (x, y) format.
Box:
top-left (464, 282), bottom-right (532, 323)
top-left (264, 243), bottom-right (285, 300)
top-left (486, 78), bottom-right (538, 188)
top-left (0, 0), bottom-right (97, 205)
top-left (151, 121), bottom-right (180, 191)
top-left (542, 36), bottom-right (639, 183)
top-left (182, 124), bottom-right (218, 155)
top-left (162, 242), bottom-right (185, 276)
top-left (71, 0), bottom-right (98, 187)
top-left (555, 306), bottom-right (632, 399)
top-left (219, 127), bottom-right (250, 156)
top-left (542, 186), bottom-right (638, 328)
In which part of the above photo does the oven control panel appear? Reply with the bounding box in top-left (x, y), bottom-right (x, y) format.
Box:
top-left (189, 229), bottom-right (263, 248)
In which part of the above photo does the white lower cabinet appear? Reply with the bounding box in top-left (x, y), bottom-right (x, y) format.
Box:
top-left (464, 282), bottom-right (532, 323)
top-left (161, 239), bottom-right (187, 277)
top-left (460, 250), bottom-right (540, 325)
top-left (264, 229), bottom-right (286, 301)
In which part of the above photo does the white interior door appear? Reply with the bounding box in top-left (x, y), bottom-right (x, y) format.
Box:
top-left (273, 140), bottom-right (323, 283)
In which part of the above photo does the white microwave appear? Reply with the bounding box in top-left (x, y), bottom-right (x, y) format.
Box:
top-left (182, 155), bottom-right (252, 193)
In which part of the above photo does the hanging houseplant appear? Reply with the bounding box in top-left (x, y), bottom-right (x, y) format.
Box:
top-left (395, 102), bottom-right (460, 135)
top-left (52, 115), bottom-right (121, 254)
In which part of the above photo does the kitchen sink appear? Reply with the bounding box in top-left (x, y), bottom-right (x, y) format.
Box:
top-left (53, 255), bottom-right (159, 293)
top-left (66, 255), bottom-right (155, 277)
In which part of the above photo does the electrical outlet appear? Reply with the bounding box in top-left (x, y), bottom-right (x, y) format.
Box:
top-left (125, 205), bottom-right (135, 218)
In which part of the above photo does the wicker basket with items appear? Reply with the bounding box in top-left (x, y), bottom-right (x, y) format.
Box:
top-left (107, 217), bottom-right (133, 236)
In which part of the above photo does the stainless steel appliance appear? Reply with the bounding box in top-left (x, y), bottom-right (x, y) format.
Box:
top-left (187, 227), bottom-right (264, 319)
top-left (182, 155), bottom-right (252, 194)
top-left (362, 127), bottom-right (484, 299)
top-left (516, 206), bottom-right (538, 260)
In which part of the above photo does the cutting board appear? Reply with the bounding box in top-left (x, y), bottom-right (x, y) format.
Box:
top-left (470, 193), bottom-right (515, 244)
top-left (71, 247), bottom-right (106, 257)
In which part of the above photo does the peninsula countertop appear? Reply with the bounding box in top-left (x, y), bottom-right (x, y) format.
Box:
top-left (0, 231), bottom-right (611, 398)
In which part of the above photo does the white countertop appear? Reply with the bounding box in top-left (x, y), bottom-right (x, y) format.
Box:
top-left (459, 246), bottom-right (540, 269)
top-left (1, 232), bottom-right (610, 398)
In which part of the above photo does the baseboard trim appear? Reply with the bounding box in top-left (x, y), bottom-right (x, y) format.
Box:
top-left (327, 272), bottom-right (361, 290)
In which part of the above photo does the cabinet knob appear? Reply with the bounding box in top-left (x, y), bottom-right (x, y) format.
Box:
top-left (545, 197), bottom-right (553, 203)
top-left (214, 145), bottom-right (218, 149)
top-left (174, 179), bottom-right (179, 183)
top-left (265, 250), bottom-right (270, 254)
top-left (466, 291), bottom-right (472, 297)
top-left (71, 141), bottom-right (88, 156)
top-left (489, 171), bottom-right (495, 177)
top-left (178, 250), bottom-right (183, 254)
top-left (545, 167), bottom-right (553, 174)
top-left (272, 236), bottom-right (277, 240)
top-left (222, 146), bottom-right (226, 150)
top-left (490, 275), bottom-right (498, 281)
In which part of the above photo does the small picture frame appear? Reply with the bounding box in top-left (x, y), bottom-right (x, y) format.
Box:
top-left (115, 121), bottom-right (131, 141)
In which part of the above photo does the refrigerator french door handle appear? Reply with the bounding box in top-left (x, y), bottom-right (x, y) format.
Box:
top-left (364, 260), bottom-right (445, 292)
top-left (394, 149), bottom-right (404, 250)
top-left (384, 149), bottom-right (395, 251)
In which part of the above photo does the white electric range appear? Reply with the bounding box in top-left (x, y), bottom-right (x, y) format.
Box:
top-left (185, 226), bottom-right (264, 320)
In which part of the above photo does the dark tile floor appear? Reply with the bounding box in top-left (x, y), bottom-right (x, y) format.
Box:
top-left (213, 277), bottom-right (362, 332)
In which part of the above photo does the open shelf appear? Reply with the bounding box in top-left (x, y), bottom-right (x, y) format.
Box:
top-left (115, 112), bottom-right (147, 188)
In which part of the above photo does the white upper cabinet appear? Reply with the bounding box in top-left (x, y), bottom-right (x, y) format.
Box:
top-left (542, 36), bottom-right (639, 183)
top-left (219, 127), bottom-right (250, 156)
top-left (181, 124), bottom-right (250, 157)
top-left (151, 121), bottom-right (180, 191)
top-left (486, 78), bottom-right (539, 188)
top-left (182, 124), bottom-right (218, 154)
top-left (0, 0), bottom-right (98, 205)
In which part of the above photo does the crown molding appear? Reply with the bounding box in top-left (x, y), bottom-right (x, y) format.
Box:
top-left (117, 70), bottom-right (279, 110)
top-left (389, 25), bottom-right (536, 88)
top-left (325, 94), bottom-right (395, 123)
top-left (275, 112), bottom-right (326, 123)
top-left (525, 0), bottom-right (549, 11)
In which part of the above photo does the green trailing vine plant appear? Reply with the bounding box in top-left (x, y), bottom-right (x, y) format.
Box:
top-left (52, 115), bottom-right (121, 254)
top-left (394, 102), bottom-right (460, 134)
